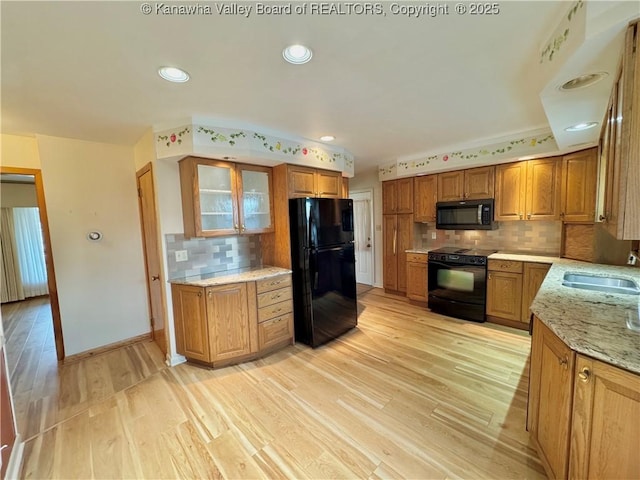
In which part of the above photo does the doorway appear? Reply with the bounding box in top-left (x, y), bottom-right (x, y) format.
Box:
top-left (350, 190), bottom-right (374, 286)
top-left (136, 163), bottom-right (167, 357)
top-left (0, 167), bottom-right (64, 361)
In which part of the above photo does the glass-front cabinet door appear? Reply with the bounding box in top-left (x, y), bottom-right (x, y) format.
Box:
top-left (197, 162), bottom-right (238, 234)
top-left (237, 165), bottom-right (274, 233)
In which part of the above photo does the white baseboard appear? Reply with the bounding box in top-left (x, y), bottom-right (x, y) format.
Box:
top-left (5, 435), bottom-right (24, 480)
top-left (166, 353), bottom-right (187, 367)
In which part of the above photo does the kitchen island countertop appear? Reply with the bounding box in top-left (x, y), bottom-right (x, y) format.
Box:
top-left (169, 266), bottom-right (292, 287)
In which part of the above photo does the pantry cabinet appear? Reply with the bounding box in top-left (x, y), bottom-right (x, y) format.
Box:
top-left (179, 157), bottom-right (274, 237)
top-left (495, 158), bottom-right (561, 221)
top-left (437, 166), bottom-right (494, 202)
top-left (383, 213), bottom-right (413, 293)
top-left (406, 252), bottom-right (428, 302)
top-left (599, 21), bottom-right (640, 240)
top-left (528, 317), bottom-right (576, 480)
top-left (413, 175), bottom-right (438, 222)
top-left (382, 178), bottom-right (414, 214)
top-left (171, 273), bottom-right (293, 368)
top-left (560, 148), bottom-right (598, 223)
top-left (288, 165), bottom-right (342, 198)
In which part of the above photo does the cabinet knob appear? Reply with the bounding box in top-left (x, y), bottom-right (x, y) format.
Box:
top-left (519, 213), bottom-right (523, 220)
top-left (234, 223), bottom-right (239, 231)
top-left (599, 214), bottom-right (607, 222)
top-left (527, 213), bottom-right (532, 220)
top-left (151, 275), bottom-right (160, 281)
top-left (197, 292), bottom-right (202, 297)
top-left (578, 367), bottom-right (591, 383)
top-left (241, 224), bottom-right (246, 232)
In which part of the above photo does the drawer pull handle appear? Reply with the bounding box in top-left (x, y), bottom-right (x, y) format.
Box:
top-left (578, 367), bottom-right (591, 383)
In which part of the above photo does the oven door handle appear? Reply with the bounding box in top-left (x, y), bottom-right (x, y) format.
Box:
top-left (428, 260), bottom-right (452, 269)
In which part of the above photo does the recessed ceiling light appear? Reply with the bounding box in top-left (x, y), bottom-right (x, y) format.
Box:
top-left (320, 135), bottom-right (335, 142)
top-left (158, 66), bottom-right (190, 83)
top-left (282, 44), bottom-right (312, 64)
top-left (560, 72), bottom-right (607, 91)
top-left (565, 122), bottom-right (598, 132)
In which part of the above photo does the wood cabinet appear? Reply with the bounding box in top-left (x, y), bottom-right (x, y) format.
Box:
top-left (495, 158), bottom-right (561, 221)
top-left (437, 166), bottom-right (495, 202)
top-left (528, 316), bottom-right (640, 480)
top-left (560, 148), bottom-right (598, 223)
top-left (528, 317), bottom-right (576, 480)
top-left (486, 259), bottom-right (549, 328)
top-left (382, 178), bottom-right (414, 214)
top-left (521, 263), bottom-right (551, 324)
top-left (599, 21), bottom-right (640, 240)
top-left (288, 165), bottom-right (342, 198)
top-left (171, 274), bottom-right (293, 368)
top-left (486, 260), bottom-right (523, 322)
top-left (256, 275), bottom-right (294, 352)
top-left (414, 175), bottom-right (437, 222)
top-left (383, 213), bottom-right (413, 293)
top-left (179, 157), bottom-right (274, 238)
top-left (569, 355), bottom-right (640, 480)
top-left (406, 252), bottom-right (428, 302)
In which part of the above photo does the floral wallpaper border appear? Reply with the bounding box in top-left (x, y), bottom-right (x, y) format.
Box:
top-left (539, 0), bottom-right (584, 64)
top-left (154, 122), bottom-right (355, 177)
top-left (379, 131), bottom-right (558, 181)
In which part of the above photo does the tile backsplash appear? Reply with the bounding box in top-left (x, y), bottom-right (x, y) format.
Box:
top-left (416, 221), bottom-right (562, 254)
top-left (165, 234), bottom-right (262, 279)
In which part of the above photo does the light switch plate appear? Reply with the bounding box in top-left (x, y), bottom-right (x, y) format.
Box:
top-left (175, 250), bottom-right (188, 262)
top-left (431, 232), bottom-right (437, 239)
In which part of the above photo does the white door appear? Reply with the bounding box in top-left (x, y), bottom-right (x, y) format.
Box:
top-left (351, 191), bottom-right (374, 285)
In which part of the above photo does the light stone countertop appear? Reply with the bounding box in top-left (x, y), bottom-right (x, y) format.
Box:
top-left (169, 266), bottom-right (292, 287)
top-left (488, 252), bottom-right (563, 264)
top-left (530, 260), bottom-right (640, 375)
top-left (406, 248), bottom-right (431, 254)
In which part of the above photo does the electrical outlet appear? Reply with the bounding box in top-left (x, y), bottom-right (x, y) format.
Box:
top-left (628, 252), bottom-right (639, 266)
top-left (175, 250), bottom-right (188, 262)
top-left (431, 232), bottom-right (437, 240)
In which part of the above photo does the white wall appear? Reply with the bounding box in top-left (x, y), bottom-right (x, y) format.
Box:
top-left (350, 168), bottom-right (384, 288)
top-left (0, 183), bottom-right (38, 207)
top-left (0, 135), bottom-right (41, 169)
top-left (36, 135), bottom-right (150, 355)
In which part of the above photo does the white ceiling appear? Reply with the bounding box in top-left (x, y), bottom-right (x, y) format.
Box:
top-left (1, 1), bottom-right (637, 174)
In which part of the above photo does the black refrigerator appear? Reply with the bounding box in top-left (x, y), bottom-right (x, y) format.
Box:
top-left (289, 197), bottom-right (358, 347)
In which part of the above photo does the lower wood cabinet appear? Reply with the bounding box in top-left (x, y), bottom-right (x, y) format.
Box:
top-left (486, 259), bottom-right (550, 328)
top-left (528, 316), bottom-right (640, 480)
top-left (528, 317), bottom-right (575, 479)
top-left (406, 252), bottom-right (428, 302)
top-left (171, 273), bottom-right (293, 367)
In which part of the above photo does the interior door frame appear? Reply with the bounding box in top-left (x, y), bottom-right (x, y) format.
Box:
top-left (136, 162), bottom-right (168, 356)
top-left (350, 189), bottom-right (375, 286)
top-left (0, 166), bottom-right (65, 360)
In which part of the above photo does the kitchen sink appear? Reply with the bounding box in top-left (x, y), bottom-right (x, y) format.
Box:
top-left (562, 273), bottom-right (640, 295)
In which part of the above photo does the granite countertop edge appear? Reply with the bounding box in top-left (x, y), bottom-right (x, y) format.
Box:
top-left (530, 260), bottom-right (640, 375)
top-left (169, 266), bottom-right (292, 287)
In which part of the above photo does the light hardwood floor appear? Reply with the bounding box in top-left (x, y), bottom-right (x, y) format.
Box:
top-left (3, 290), bottom-right (545, 479)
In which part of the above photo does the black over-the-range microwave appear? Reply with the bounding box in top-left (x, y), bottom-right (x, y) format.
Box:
top-left (435, 198), bottom-right (497, 230)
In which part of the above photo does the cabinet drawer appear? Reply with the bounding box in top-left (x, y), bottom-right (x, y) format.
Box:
top-left (406, 253), bottom-right (428, 263)
top-left (257, 287), bottom-right (292, 309)
top-left (258, 313), bottom-right (293, 351)
top-left (258, 299), bottom-right (293, 323)
top-left (256, 274), bottom-right (292, 293)
top-left (488, 259), bottom-right (523, 273)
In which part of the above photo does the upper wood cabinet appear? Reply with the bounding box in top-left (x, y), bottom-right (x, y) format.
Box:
top-left (288, 165), bottom-right (341, 198)
top-left (179, 157), bottom-right (274, 237)
top-left (437, 166), bottom-right (495, 202)
top-left (599, 21), bottom-right (640, 240)
top-left (382, 178), bottom-right (414, 214)
top-left (383, 213), bottom-right (413, 292)
top-left (560, 148), bottom-right (598, 223)
top-left (414, 175), bottom-right (437, 222)
top-left (495, 158), bottom-right (561, 221)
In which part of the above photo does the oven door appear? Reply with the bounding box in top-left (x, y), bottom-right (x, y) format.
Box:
top-left (428, 260), bottom-right (487, 306)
